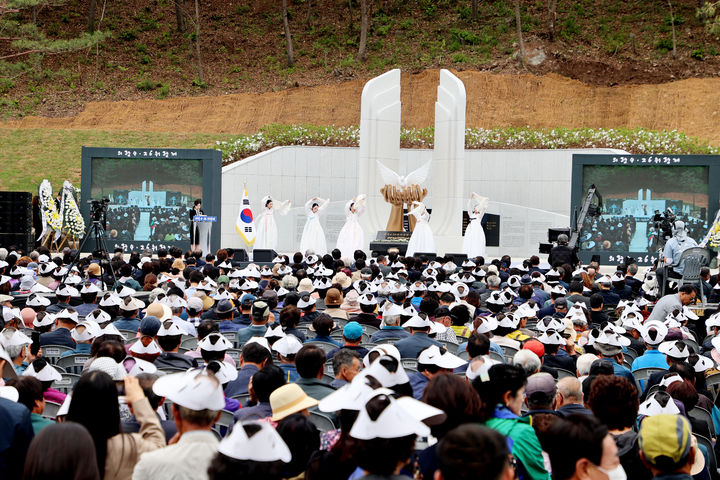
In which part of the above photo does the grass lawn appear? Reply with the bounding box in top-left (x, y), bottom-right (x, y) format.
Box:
top-left (0, 129), bottom-right (231, 192)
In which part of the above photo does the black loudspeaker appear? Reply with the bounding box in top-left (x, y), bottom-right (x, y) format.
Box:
top-left (232, 249), bottom-right (249, 262)
top-left (0, 232), bottom-right (34, 253)
top-left (447, 253), bottom-right (468, 265)
top-left (0, 191), bottom-right (32, 232)
top-left (414, 252), bottom-right (437, 261)
top-left (548, 228), bottom-right (570, 243)
top-left (253, 249), bottom-right (278, 262)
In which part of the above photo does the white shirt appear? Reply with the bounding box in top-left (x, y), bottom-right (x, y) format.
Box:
top-left (132, 430), bottom-right (219, 480)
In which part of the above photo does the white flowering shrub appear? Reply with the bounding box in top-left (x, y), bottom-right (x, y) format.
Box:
top-left (217, 124), bottom-right (720, 164)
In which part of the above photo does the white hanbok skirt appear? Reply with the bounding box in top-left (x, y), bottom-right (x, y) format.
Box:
top-left (255, 213), bottom-right (278, 250)
top-left (406, 220), bottom-right (436, 257)
top-left (462, 218), bottom-right (486, 257)
top-left (336, 215), bottom-right (364, 259)
top-left (300, 216), bottom-right (327, 255)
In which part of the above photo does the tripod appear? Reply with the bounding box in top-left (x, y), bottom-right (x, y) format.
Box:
top-left (63, 220), bottom-right (117, 290)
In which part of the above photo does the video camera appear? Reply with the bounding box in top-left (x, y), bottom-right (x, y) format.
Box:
top-left (652, 208), bottom-right (676, 242)
top-left (88, 198), bottom-right (110, 225)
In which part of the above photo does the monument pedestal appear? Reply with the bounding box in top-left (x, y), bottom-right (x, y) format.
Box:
top-left (369, 230), bottom-right (411, 255)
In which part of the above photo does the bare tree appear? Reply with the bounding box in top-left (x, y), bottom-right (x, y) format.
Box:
top-left (547, 0), bottom-right (557, 40)
top-left (514, 0), bottom-right (526, 64)
top-left (668, 0), bottom-right (677, 56)
top-left (471, 0), bottom-right (478, 19)
top-left (358, 0), bottom-right (372, 61)
top-left (282, 0), bottom-right (295, 66)
top-left (88, 0), bottom-right (96, 31)
top-left (175, 0), bottom-right (185, 32)
top-left (194, 0), bottom-right (203, 81)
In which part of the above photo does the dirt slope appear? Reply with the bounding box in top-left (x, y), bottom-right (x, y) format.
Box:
top-left (4, 70), bottom-right (720, 144)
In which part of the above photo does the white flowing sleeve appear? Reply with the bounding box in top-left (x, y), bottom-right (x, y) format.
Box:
top-left (467, 197), bottom-right (477, 219)
top-left (304, 198), bottom-right (314, 216)
top-left (354, 194), bottom-right (367, 216)
top-left (475, 195), bottom-right (489, 218)
top-left (276, 200), bottom-right (292, 216)
top-left (317, 198), bottom-right (330, 212)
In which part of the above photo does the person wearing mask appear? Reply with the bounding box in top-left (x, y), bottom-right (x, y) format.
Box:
top-left (545, 414), bottom-right (625, 480)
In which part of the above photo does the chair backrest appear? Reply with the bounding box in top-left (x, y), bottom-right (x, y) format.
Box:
top-left (362, 325), bottom-right (380, 335)
top-left (42, 345), bottom-right (76, 364)
top-left (624, 347), bottom-right (638, 362)
top-left (215, 409), bottom-right (235, 429)
top-left (706, 373), bottom-right (720, 401)
top-left (401, 358), bottom-right (418, 371)
top-left (309, 341), bottom-right (339, 354)
top-left (42, 401), bottom-right (62, 419)
top-left (180, 337), bottom-right (198, 350)
top-left (308, 411), bottom-right (337, 434)
top-left (51, 373), bottom-right (80, 394)
top-left (556, 368), bottom-right (576, 379)
top-left (488, 351), bottom-right (504, 363)
top-left (222, 332), bottom-right (238, 348)
top-left (225, 348), bottom-right (241, 363)
top-left (56, 354), bottom-right (91, 374)
top-left (500, 345), bottom-right (519, 361)
top-left (632, 367), bottom-right (665, 392)
top-left (693, 434), bottom-right (719, 480)
top-left (458, 350), bottom-right (470, 361)
top-left (678, 247), bottom-right (711, 282)
top-left (684, 338), bottom-right (700, 354)
top-left (324, 359), bottom-right (334, 376)
top-left (118, 330), bottom-right (137, 340)
top-left (689, 406), bottom-right (716, 438)
top-left (231, 394), bottom-right (250, 406)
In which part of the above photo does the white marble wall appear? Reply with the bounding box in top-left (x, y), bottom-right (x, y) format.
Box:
top-left (221, 146), bottom-right (627, 257)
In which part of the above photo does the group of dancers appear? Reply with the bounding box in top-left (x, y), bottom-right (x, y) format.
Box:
top-left (253, 192), bottom-right (489, 258)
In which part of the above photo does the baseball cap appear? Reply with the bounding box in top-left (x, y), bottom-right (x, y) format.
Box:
top-left (525, 373), bottom-right (557, 402)
top-left (343, 321), bottom-right (363, 341)
top-left (139, 316), bottom-right (162, 336)
top-left (639, 414), bottom-right (694, 470)
top-left (251, 300), bottom-right (270, 321)
top-left (240, 293), bottom-right (256, 306)
top-left (187, 297), bottom-right (204, 312)
top-left (522, 339), bottom-right (545, 358)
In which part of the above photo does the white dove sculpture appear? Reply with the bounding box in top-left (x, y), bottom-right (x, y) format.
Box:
top-left (375, 160), bottom-right (432, 188)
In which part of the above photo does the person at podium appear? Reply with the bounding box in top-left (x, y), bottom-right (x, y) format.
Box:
top-left (189, 198), bottom-right (204, 252)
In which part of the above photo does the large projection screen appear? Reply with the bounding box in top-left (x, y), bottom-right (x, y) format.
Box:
top-left (571, 154), bottom-right (720, 266)
top-left (80, 147), bottom-right (222, 254)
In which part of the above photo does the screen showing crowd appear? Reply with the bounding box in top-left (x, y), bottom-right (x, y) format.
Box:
top-left (89, 158), bottom-right (203, 243)
top-left (581, 165), bottom-right (709, 253)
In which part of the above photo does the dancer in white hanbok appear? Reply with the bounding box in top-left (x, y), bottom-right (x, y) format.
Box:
top-left (336, 194), bottom-right (367, 259)
top-left (255, 195), bottom-right (292, 251)
top-left (462, 192), bottom-right (489, 258)
top-left (299, 197), bottom-right (330, 255)
top-left (405, 201), bottom-right (435, 257)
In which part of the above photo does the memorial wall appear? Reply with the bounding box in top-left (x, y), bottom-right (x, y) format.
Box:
top-left (221, 146), bottom-right (627, 258)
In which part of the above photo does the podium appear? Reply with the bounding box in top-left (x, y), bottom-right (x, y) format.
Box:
top-left (193, 215), bottom-right (216, 255)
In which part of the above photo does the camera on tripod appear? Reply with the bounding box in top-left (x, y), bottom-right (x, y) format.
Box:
top-left (88, 198), bottom-right (110, 225)
top-left (652, 208), bottom-right (676, 241)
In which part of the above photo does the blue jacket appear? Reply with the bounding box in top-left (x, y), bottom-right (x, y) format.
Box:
top-left (75, 303), bottom-right (99, 317)
top-left (609, 359), bottom-right (635, 384)
top-left (370, 327), bottom-right (410, 343)
top-left (409, 371), bottom-right (430, 400)
top-left (218, 320), bottom-right (242, 332)
top-left (236, 324), bottom-right (268, 344)
top-left (113, 318), bottom-right (141, 332)
top-left (39, 327), bottom-right (75, 348)
top-left (225, 364), bottom-right (259, 397)
top-left (278, 363), bottom-right (299, 383)
top-left (0, 397), bottom-right (34, 480)
top-left (631, 349), bottom-right (670, 372)
top-left (60, 343), bottom-right (91, 358)
top-left (308, 335), bottom-right (342, 347)
top-left (394, 333), bottom-right (442, 359)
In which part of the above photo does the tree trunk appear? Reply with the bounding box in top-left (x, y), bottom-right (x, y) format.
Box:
top-left (547, 0), bottom-right (557, 41)
top-left (305, 0), bottom-right (313, 27)
top-left (194, 0), bottom-right (203, 82)
top-left (471, 0), bottom-right (478, 19)
top-left (347, 0), bottom-right (353, 23)
top-left (514, 0), bottom-right (526, 65)
top-left (88, 0), bottom-right (96, 32)
top-left (282, 0), bottom-right (295, 67)
top-left (668, 0), bottom-right (677, 57)
top-left (358, 0), bottom-right (371, 61)
top-left (175, 0), bottom-right (184, 32)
